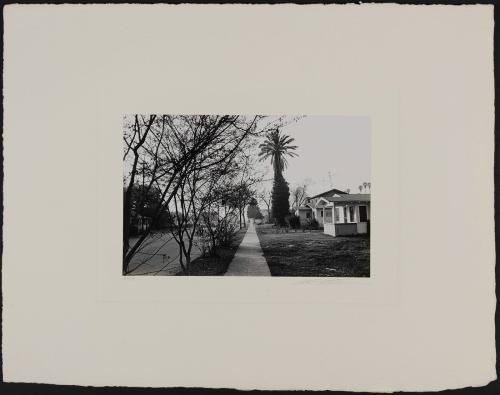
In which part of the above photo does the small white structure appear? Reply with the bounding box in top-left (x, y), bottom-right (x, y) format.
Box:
top-left (321, 194), bottom-right (370, 236)
top-left (297, 204), bottom-right (314, 222)
top-left (296, 189), bottom-right (370, 237)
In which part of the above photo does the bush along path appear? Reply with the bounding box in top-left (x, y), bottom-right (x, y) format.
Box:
top-left (225, 221), bottom-right (271, 276)
top-left (174, 227), bottom-right (247, 276)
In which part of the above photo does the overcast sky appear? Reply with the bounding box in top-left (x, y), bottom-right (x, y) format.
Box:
top-left (254, 115), bottom-right (371, 196)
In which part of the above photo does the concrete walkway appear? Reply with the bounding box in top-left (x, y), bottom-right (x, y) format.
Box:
top-left (225, 221), bottom-right (271, 276)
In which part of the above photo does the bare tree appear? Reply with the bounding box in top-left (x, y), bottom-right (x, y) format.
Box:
top-left (290, 182), bottom-right (309, 211)
top-left (199, 181), bottom-right (240, 257)
top-left (169, 163), bottom-right (229, 273)
top-left (259, 189), bottom-right (272, 223)
top-left (122, 115), bottom-right (263, 275)
top-left (123, 115), bottom-right (157, 271)
top-left (233, 154), bottom-right (262, 228)
top-left (168, 149), bottom-right (258, 274)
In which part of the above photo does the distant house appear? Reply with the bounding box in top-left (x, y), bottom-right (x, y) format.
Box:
top-left (296, 188), bottom-right (370, 236)
top-left (130, 211), bottom-right (153, 234)
top-left (296, 188), bottom-right (347, 225)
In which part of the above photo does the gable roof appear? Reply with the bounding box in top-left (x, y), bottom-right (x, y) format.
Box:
top-left (314, 197), bottom-right (331, 207)
top-left (309, 188), bottom-right (348, 199)
top-left (326, 194), bottom-right (370, 203)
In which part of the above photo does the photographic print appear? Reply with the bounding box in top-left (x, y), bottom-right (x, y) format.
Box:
top-left (123, 115), bottom-right (370, 276)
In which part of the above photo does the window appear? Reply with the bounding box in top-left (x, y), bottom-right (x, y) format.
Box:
top-left (349, 206), bottom-right (355, 222)
top-left (359, 206), bottom-right (368, 222)
top-left (325, 208), bottom-right (332, 223)
top-left (320, 210), bottom-right (324, 217)
top-left (306, 212), bottom-right (311, 219)
top-left (343, 207), bottom-right (348, 223)
top-left (334, 207), bottom-right (340, 222)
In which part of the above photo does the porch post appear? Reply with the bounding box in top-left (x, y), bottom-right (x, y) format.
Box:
top-left (331, 203), bottom-right (336, 237)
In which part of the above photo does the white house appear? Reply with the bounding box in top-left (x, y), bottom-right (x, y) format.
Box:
top-left (296, 189), bottom-right (370, 237)
top-left (321, 194), bottom-right (370, 236)
top-left (296, 188), bottom-right (347, 225)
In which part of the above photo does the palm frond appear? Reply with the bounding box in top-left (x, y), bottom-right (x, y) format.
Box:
top-left (258, 128), bottom-right (299, 173)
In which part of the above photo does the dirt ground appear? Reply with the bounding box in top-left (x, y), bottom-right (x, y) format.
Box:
top-left (256, 225), bottom-right (370, 277)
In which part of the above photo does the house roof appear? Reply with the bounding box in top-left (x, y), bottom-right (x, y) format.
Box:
top-left (314, 197), bottom-right (331, 207)
top-left (309, 188), bottom-right (348, 199)
top-left (326, 194), bottom-right (370, 203)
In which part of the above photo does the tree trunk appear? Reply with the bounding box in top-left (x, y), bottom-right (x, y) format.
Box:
top-left (123, 190), bottom-right (131, 274)
top-left (178, 243), bottom-right (185, 273)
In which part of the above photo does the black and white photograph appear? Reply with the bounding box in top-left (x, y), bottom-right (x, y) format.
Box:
top-left (3, 3), bottom-right (496, 393)
top-left (123, 115), bottom-right (371, 276)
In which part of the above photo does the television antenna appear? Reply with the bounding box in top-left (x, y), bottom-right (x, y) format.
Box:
top-left (328, 171), bottom-right (334, 187)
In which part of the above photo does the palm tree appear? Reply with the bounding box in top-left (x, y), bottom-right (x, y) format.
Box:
top-left (258, 129), bottom-right (298, 177)
top-left (363, 182), bottom-right (368, 192)
top-left (346, 188), bottom-right (350, 194)
top-left (367, 182), bottom-right (371, 192)
top-left (359, 185), bottom-right (363, 193)
top-left (258, 128), bottom-right (298, 225)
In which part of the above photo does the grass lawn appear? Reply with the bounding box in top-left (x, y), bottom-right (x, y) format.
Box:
top-left (256, 225), bottom-right (370, 277)
top-left (176, 227), bottom-right (247, 276)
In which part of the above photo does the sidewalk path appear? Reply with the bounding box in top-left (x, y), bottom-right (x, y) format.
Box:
top-left (225, 221), bottom-right (271, 276)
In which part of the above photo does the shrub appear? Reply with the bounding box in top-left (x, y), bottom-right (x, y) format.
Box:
top-left (304, 218), bottom-right (319, 230)
top-left (287, 214), bottom-right (301, 230)
top-left (218, 221), bottom-right (238, 247)
top-left (194, 225), bottom-right (212, 257)
top-left (194, 219), bottom-right (240, 257)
